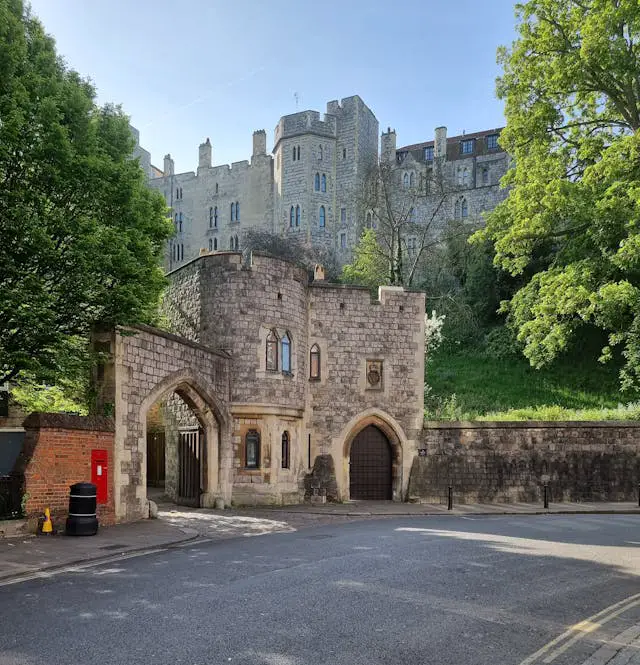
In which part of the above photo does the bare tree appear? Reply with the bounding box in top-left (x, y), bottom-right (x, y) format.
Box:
top-left (357, 158), bottom-right (458, 287)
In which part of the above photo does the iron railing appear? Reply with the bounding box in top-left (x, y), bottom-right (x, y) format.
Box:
top-left (0, 473), bottom-right (24, 520)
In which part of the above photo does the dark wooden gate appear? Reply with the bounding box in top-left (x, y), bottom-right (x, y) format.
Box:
top-left (177, 428), bottom-right (204, 506)
top-left (349, 425), bottom-right (392, 500)
top-left (146, 431), bottom-right (166, 488)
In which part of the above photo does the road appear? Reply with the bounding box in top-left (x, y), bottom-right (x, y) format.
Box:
top-left (1, 514), bottom-right (639, 665)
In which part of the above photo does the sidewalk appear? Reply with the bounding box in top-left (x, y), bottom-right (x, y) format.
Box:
top-left (0, 518), bottom-right (198, 584)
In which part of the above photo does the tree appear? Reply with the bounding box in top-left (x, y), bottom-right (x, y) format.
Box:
top-left (475, 0), bottom-right (640, 388)
top-left (243, 230), bottom-right (341, 281)
top-left (0, 0), bottom-right (173, 388)
top-left (340, 228), bottom-right (388, 292)
top-left (353, 158), bottom-right (454, 288)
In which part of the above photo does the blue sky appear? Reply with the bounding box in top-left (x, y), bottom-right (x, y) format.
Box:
top-left (29, 0), bottom-right (518, 173)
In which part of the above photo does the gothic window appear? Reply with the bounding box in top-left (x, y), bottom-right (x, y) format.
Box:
top-left (297, 146), bottom-right (301, 161)
top-left (321, 174), bottom-right (326, 192)
top-left (319, 206), bottom-right (326, 228)
top-left (309, 344), bottom-right (320, 380)
top-left (234, 235), bottom-right (239, 250)
top-left (213, 237), bottom-right (218, 250)
top-left (174, 212), bottom-right (178, 229)
top-left (409, 172), bottom-right (415, 188)
top-left (295, 205), bottom-right (300, 227)
top-left (236, 201), bottom-right (240, 221)
top-left (403, 172), bottom-right (409, 188)
top-left (281, 332), bottom-right (291, 374)
top-left (281, 431), bottom-right (290, 469)
top-left (208, 239), bottom-right (212, 251)
top-left (245, 429), bottom-right (260, 469)
top-left (343, 148), bottom-right (347, 159)
top-left (230, 236), bottom-right (234, 249)
top-left (178, 212), bottom-right (183, 232)
top-left (214, 206), bottom-right (218, 227)
top-left (230, 202), bottom-right (235, 222)
top-left (292, 146), bottom-right (296, 161)
top-left (176, 187), bottom-right (180, 199)
top-left (266, 329), bottom-right (278, 371)
top-left (315, 173), bottom-right (320, 191)
top-left (462, 198), bottom-right (469, 218)
top-left (180, 244), bottom-right (184, 260)
top-left (340, 232), bottom-right (346, 249)
top-left (482, 168), bottom-right (489, 185)
top-left (290, 206), bottom-right (295, 227)
top-left (215, 183), bottom-right (219, 194)
top-left (340, 208), bottom-right (346, 224)
top-left (209, 207), bottom-right (213, 228)
top-left (319, 145), bottom-right (323, 160)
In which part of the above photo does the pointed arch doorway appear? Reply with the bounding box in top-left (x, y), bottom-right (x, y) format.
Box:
top-left (349, 425), bottom-right (392, 500)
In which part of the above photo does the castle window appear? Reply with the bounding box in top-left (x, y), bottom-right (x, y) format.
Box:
top-left (234, 235), bottom-right (239, 250)
top-left (463, 167), bottom-right (469, 186)
top-left (236, 201), bottom-right (240, 221)
top-left (310, 344), bottom-right (321, 380)
top-left (230, 236), bottom-right (234, 249)
top-left (321, 174), bottom-right (326, 192)
top-left (366, 212), bottom-right (372, 228)
top-left (487, 134), bottom-right (499, 150)
top-left (214, 206), bottom-right (218, 227)
top-left (318, 145), bottom-right (323, 160)
top-left (281, 431), bottom-right (290, 469)
top-left (462, 199), bottom-right (468, 218)
top-left (208, 239), bottom-right (213, 251)
top-left (178, 212), bottom-right (183, 233)
top-left (461, 139), bottom-right (474, 155)
top-left (424, 146), bottom-right (434, 161)
top-left (266, 329), bottom-right (278, 371)
top-left (340, 208), bottom-right (346, 224)
top-left (407, 236), bottom-right (417, 256)
top-left (403, 172), bottom-right (409, 189)
top-left (174, 212), bottom-right (178, 229)
top-left (292, 146), bottom-right (296, 161)
top-left (209, 207), bottom-right (213, 228)
top-left (230, 202), bottom-right (235, 222)
top-left (455, 197), bottom-right (469, 219)
top-left (315, 173), bottom-right (320, 191)
top-left (409, 172), bottom-right (415, 188)
top-left (319, 206), bottom-right (326, 228)
top-left (297, 146), bottom-right (301, 161)
top-left (215, 183), bottom-right (219, 194)
top-left (180, 244), bottom-right (184, 260)
top-left (342, 148), bottom-right (347, 159)
top-left (409, 207), bottom-right (415, 223)
top-left (213, 237), bottom-right (218, 250)
top-left (295, 205), bottom-right (301, 227)
top-left (176, 187), bottom-right (179, 199)
top-left (290, 206), bottom-right (295, 228)
top-left (245, 429), bottom-right (260, 469)
top-left (340, 232), bottom-right (347, 249)
top-left (482, 168), bottom-right (489, 185)
top-left (281, 332), bottom-right (291, 374)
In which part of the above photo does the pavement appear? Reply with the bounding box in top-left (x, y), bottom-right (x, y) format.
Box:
top-left (1, 513), bottom-right (639, 664)
top-left (0, 499), bottom-right (638, 585)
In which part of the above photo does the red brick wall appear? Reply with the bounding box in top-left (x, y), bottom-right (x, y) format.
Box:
top-left (15, 413), bottom-right (115, 525)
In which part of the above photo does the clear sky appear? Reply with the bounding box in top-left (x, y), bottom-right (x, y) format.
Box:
top-left (29, 0), bottom-right (518, 174)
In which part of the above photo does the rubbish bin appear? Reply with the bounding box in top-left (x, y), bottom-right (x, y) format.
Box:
top-left (65, 482), bottom-right (99, 536)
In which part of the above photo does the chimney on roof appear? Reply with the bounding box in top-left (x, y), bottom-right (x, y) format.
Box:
top-left (381, 127), bottom-right (397, 163)
top-left (434, 126), bottom-right (447, 161)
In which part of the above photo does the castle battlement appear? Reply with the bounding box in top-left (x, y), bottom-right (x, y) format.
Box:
top-left (273, 110), bottom-right (337, 148)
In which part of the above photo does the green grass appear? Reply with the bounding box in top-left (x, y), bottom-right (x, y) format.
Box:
top-left (425, 348), bottom-right (640, 421)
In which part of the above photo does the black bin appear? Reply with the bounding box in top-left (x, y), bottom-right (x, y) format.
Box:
top-left (65, 482), bottom-right (99, 536)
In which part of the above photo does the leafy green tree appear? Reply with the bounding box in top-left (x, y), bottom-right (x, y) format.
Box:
top-left (475, 0), bottom-right (640, 388)
top-left (0, 0), bottom-right (173, 389)
top-left (341, 228), bottom-right (389, 292)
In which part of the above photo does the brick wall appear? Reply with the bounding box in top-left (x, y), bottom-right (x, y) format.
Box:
top-left (15, 413), bottom-right (115, 525)
top-left (408, 421), bottom-right (640, 504)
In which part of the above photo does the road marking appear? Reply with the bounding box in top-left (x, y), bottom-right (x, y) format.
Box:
top-left (517, 593), bottom-right (640, 665)
top-left (0, 548), bottom-right (167, 587)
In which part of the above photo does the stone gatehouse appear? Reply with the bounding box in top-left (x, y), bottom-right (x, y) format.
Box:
top-left (94, 251), bottom-right (425, 520)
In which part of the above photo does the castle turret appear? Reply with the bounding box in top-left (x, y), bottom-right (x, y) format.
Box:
top-left (434, 126), bottom-right (447, 160)
top-left (381, 127), bottom-right (396, 162)
top-left (199, 138), bottom-right (212, 169)
top-left (163, 154), bottom-right (174, 176)
top-left (252, 130), bottom-right (266, 157)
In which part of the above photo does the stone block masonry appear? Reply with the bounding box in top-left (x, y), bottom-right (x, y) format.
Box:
top-left (409, 421), bottom-right (640, 504)
top-left (15, 413), bottom-right (115, 526)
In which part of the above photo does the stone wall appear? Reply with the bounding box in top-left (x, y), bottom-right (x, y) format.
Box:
top-left (408, 422), bottom-right (640, 504)
top-left (16, 413), bottom-right (115, 526)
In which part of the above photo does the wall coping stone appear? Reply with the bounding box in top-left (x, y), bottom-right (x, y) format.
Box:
top-left (23, 412), bottom-right (115, 432)
top-left (423, 420), bottom-right (640, 429)
top-left (122, 324), bottom-right (232, 359)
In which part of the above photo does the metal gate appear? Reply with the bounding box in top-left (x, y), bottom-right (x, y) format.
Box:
top-left (349, 425), bottom-right (392, 500)
top-left (146, 431), bottom-right (166, 488)
top-left (177, 428), bottom-right (204, 506)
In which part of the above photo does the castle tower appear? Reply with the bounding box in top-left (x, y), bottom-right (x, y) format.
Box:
top-left (381, 128), bottom-right (397, 163)
top-left (163, 154), bottom-right (175, 176)
top-left (252, 130), bottom-right (267, 157)
top-left (198, 138), bottom-right (212, 169)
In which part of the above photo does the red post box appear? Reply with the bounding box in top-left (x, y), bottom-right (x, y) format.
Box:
top-left (91, 449), bottom-right (109, 504)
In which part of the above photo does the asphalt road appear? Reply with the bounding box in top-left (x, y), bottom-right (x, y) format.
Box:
top-left (1, 514), bottom-right (639, 665)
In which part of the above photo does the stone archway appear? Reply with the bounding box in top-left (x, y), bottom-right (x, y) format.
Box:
top-left (339, 410), bottom-right (406, 502)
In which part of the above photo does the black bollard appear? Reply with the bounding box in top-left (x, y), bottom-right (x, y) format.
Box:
top-left (448, 486), bottom-right (453, 511)
top-left (543, 483), bottom-right (549, 510)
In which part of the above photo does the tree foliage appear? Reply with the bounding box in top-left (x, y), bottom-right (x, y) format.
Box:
top-left (475, 0), bottom-right (640, 388)
top-left (340, 228), bottom-right (389, 292)
top-left (0, 0), bottom-right (173, 387)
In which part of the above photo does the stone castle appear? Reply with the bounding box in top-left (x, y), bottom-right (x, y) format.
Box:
top-left (132, 95), bottom-right (509, 270)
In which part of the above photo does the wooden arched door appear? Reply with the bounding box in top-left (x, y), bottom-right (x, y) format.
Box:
top-left (349, 425), bottom-right (392, 500)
